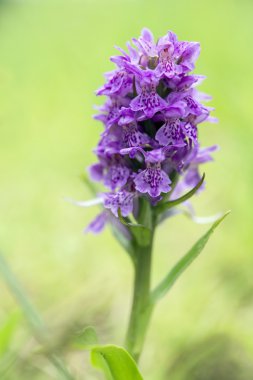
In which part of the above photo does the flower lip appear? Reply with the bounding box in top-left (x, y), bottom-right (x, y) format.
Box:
top-left (130, 81), bottom-right (168, 118)
top-left (134, 165), bottom-right (171, 198)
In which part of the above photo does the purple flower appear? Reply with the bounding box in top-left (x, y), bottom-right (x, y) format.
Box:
top-left (118, 108), bottom-right (136, 126)
top-left (183, 122), bottom-right (197, 143)
top-left (104, 191), bottom-right (134, 217)
top-left (155, 49), bottom-right (183, 79)
top-left (104, 160), bottom-right (130, 190)
top-left (89, 163), bottom-right (104, 181)
top-left (132, 28), bottom-right (157, 58)
top-left (183, 91), bottom-right (209, 118)
top-left (83, 28), bottom-right (217, 233)
top-left (95, 97), bottom-right (130, 127)
top-left (96, 70), bottom-right (133, 97)
top-left (155, 118), bottom-right (185, 146)
top-left (155, 31), bottom-right (200, 79)
top-left (122, 122), bottom-right (150, 147)
top-left (130, 80), bottom-right (167, 118)
top-left (130, 148), bottom-right (171, 198)
top-left (85, 211), bottom-right (108, 234)
top-left (134, 164), bottom-right (171, 198)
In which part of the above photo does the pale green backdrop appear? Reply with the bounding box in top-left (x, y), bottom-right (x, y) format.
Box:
top-left (0, 0), bottom-right (253, 379)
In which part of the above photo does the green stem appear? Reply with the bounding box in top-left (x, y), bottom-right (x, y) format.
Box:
top-left (125, 234), bottom-right (154, 362)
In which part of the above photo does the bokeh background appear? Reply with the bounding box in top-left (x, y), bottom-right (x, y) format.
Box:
top-left (0, 0), bottom-right (253, 379)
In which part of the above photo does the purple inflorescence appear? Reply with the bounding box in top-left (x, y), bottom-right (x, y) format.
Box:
top-left (87, 28), bottom-right (217, 233)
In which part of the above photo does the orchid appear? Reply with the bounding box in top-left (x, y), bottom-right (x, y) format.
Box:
top-left (74, 28), bottom-right (228, 378)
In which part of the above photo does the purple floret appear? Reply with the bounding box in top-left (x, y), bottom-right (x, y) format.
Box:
top-left (134, 164), bottom-right (171, 198)
top-left (104, 191), bottom-right (134, 217)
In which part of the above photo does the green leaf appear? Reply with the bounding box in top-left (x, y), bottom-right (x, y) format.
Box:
top-left (71, 326), bottom-right (98, 350)
top-left (91, 344), bottom-right (144, 380)
top-left (156, 173), bottom-right (205, 212)
top-left (151, 211), bottom-right (230, 303)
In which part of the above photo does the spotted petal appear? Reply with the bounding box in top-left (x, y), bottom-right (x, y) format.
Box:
top-left (156, 119), bottom-right (185, 146)
top-left (104, 163), bottom-right (130, 190)
top-left (104, 191), bottom-right (134, 217)
top-left (134, 167), bottom-right (171, 198)
top-left (130, 85), bottom-right (167, 118)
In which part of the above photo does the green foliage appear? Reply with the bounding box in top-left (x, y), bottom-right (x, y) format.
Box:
top-left (152, 211), bottom-right (230, 303)
top-left (91, 344), bottom-right (144, 380)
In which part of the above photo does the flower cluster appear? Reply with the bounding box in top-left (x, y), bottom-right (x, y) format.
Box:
top-left (86, 28), bottom-right (217, 233)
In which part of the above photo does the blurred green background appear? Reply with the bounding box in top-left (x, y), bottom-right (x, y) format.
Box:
top-left (0, 0), bottom-right (253, 379)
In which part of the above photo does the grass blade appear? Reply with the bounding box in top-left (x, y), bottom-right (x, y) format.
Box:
top-left (0, 253), bottom-right (75, 380)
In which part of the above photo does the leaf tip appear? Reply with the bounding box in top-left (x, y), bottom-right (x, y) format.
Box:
top-left (213, 210), bottom-right (231, 229)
